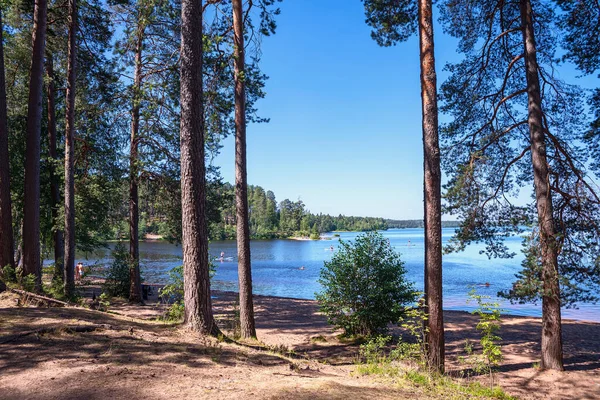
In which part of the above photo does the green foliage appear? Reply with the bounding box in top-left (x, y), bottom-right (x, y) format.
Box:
top-left (438, 0), bottom-right (600, 308)
top-left (361, 0), bottom-right (417, 47)
top-left (397, 296), bottom-right (429, 367)
top-left (461, 288), bottom-right (503, 387)
top-left (316, 232), bottom-right (416, 336)
top-left (159, 264), bottom-right (184, 321)
top-left (160, 259), bottom-right (216, 322)
top-left (102, 242), bottom-right (130, 298)
top-left (355, 333), bottom-right (515, 399)
top-left (356, 335), bottom-right (401, 376)
top-left (98, 293), bottom-right (110, 312)
top-left (1, 265), bottom-right (17, 284)
top-left (20, 273), bottom-right (37, 293)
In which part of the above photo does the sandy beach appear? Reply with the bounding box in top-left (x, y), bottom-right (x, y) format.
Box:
top-left (1, 289), bottom-right (599, 399)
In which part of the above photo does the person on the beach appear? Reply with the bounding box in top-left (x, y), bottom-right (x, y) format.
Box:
top-left (75, 262), bottom-right (83, 281)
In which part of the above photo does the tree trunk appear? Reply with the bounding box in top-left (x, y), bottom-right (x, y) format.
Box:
top-left (22, 0), bottom-right (48, 291)
top-left (0, 10), bottom-right (14, 292)
top-left (233, 0), bottom-right (257, 339)
top-left (419, 0), bottom-right (444, 374)
top-left (46, 54), bottom-right (64, 283)
top-left (180, 0), bottom-right (219, 335)
top-left (520, 0), bottom-right (564, 371)
top-left (63, 0), bottom-right (77, 297)
top-left (129, 28), bottom-right (143, 303)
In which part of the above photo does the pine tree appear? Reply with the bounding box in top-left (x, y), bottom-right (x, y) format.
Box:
top-left (439, 0), bottom-right (600, 370)
top-left (63, 0), bottom-right (77, 297)
top-left (361, 0), bottom-right (444, 372)
top-left (22, 0), bottom-right (48, 290)
top-left (180, 0), bottom-right (219, 335)
top-left (0, 9), bottom-right (14, 290)
top-left (233, 0), bottom-right (256, 339)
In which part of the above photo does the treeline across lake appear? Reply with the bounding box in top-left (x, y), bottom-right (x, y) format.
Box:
top-left (125, 182), bottom-right (388, 241)
top-left (386, 220), bottom-right (461, 229)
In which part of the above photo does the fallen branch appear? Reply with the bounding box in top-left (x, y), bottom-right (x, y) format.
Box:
top-left (9, 288), bottom-right (71, 308)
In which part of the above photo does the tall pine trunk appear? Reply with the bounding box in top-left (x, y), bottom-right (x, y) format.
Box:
top-left (63, 0), bottom-right (77, 297)
top-left (129, 29), bottom-right (143, 303)
top-left (520, 0), bottom-right (564, 371)
top-left (0, 10), bottom-right (14, 291)
top-left (233, 0), bottom-right (257, 339)
top-left (419, 0), bottom-right (444, 373)
top-left (46, 54), bottom-right (64, 282)
top-left (22, 0), bottom-right (48, 291)
top-left (180, 0), bottom-right (219, 335)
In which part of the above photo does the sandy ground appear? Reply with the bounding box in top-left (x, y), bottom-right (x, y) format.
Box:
top-left (1, 288), bottom-right (599, 400)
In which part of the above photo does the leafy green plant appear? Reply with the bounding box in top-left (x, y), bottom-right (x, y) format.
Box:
top-left (160, 259), bottom-right (216, 322)
top-left (20, 273), bottom-right (37, 292)
top-left (464, 288), bottom-right (504, 387)
top-left (98, 292), bottom-right (110, 312)
top-left (356, 335), bottom-right (400, 376)
top-left (102, 242), bottom-right (130, 298)
top-left (0, 265), bottom-right (17, 285)
top-left (316, 232), bottom-right (416, 336)
top-left (396, 296), bottom-right (429, 367)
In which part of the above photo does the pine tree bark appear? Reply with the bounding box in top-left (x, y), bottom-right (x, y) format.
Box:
top-left (46, 54), bottom-right (64, 282)
top-left (233, 0), bottom-right (257, 339)
top-left (22, 0), bottom-right (48, 291)
top-left (520, 0), bottom-right (564, 371)
top-left (63, 0), bottom-right (77, 297)
top-left (180, 0), bottom-right (219, 335)
top-left (129, 28), bottom-right (143, 303)
top-left (419, 0), bottom-right (444, 373)
top-left (0, 10), bottom-right (14, 291)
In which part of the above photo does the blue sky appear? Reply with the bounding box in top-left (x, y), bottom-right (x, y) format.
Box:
top-left (212, 0), bottom-right (597, 220)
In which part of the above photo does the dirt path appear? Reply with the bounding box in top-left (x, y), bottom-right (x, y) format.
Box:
top-left (1, 290), bottom-right (600, 399)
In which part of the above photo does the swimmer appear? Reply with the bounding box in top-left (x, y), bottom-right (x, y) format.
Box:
top-left (299, 266), bottom-right (305, 270)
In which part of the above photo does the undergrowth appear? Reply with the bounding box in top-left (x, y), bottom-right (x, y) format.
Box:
top-left (354, 294), bottom-right (513, 400)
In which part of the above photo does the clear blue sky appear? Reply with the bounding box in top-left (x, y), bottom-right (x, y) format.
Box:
top-left (213, 0), bottom-right (596, 220)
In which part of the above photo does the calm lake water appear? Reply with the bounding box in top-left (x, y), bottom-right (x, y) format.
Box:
top-left (54, 228), bottom-right (600, 322)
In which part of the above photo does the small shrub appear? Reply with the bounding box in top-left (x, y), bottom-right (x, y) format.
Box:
top-left (1, 265), bottom-right (17, 284)
top-left (396, 296), bottom-right (429, 367)
top-left (160, 259), bottom-right (216, 322)
top-left (98, 292), bottom-right (110, 312)
top-left (356, 335), bottom-right (400, 376)
top-left (463, 288), bottom-right (504, 387)
top-left (316, 232), bottom-right (416, 336)
top-left (20, 273), bottom-right (37, 292)
top-left (102, 242), bottom-right (130, 298)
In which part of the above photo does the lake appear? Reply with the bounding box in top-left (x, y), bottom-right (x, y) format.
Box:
top-left (56, 228), bottom-right (600, 322)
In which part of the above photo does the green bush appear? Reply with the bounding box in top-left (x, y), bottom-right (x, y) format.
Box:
top-left (160, 259), bottom-right (216, 322)
top-left (316, 232), bottom-right (416, 336)
top-left (1, 265), bottom-right (17, 284)
top-left (102, 242), bottom-right (130, 298)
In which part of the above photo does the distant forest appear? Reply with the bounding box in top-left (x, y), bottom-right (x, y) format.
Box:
top-left (126, 180), bottom-right (461, 242)
top-left (127, 183), bottom-right (388, 241)
top-left (386, 220), bottom-right (461, 229)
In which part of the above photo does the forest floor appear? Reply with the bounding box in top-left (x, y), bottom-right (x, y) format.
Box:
top-left (1, 287), bottom-right (599, 400)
